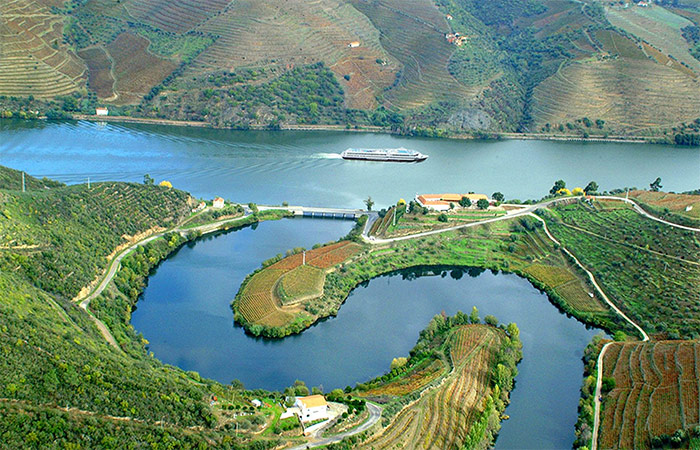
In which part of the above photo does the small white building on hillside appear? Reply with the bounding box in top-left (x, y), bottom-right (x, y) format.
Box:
top-left (95, 107), bottom-right (109, 116)
top-left (294, 395), bottom-right (329, 423)
top-left (212, 197), bottom-right (225, 209)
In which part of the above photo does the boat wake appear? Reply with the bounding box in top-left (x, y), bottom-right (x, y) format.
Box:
top-left (313, 152), bottom-right (343, 159)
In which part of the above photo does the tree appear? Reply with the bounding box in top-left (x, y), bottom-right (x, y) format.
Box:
top-left (365, 196), bottom-right (374, 211)
top-left (492, 192), bottom-right (504, 202)
top-left (449, 202), bottom-right (455, 210)
top-left (390, 357), bottom-right (408, 370)
top-left (437, 213), bottom-right (448, 222)
top-left (459, 196), bottom-right (472, 208)
top-left (584, 181), bottom-right (598, 195)
top-left (293, 380), bottom-right (309, 396)
top-left (550, 179), bottom-right (566, 195)
top-left (650, 177), bottom-right (662, 192)
top-left (477, 198), bottom-right (489, 210)
top-left (143, 174), bottom-right (154, 185)
top-left (469, 306), bottom-right (479, 324)
top-left (601, 376), bottom-right (616, 393)
top-left (484, 315), bottom-right (498, 326)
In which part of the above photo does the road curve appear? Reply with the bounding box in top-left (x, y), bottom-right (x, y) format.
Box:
top-left (74, 212), bottom-right (256, 349)
top-left (595, 196), bottom-right (700, 233)
top-left (529, 212), bottom-right (650, 450)
top-left (288, 402), bottom-right (382, 450)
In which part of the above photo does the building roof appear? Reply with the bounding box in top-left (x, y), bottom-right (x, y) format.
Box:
top-left (416, 193), bottom-right (490, 208)
top-left (213, 197), bottom-right (224, 202)
top-left (297, 395), bottom-right (328, 409)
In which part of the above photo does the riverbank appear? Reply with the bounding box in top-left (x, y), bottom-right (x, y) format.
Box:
top-left (68, 114), bottom-right (670, 145)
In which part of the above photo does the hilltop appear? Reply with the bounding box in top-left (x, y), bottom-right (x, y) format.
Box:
top-left (1, 0), bottom-right (700, 140)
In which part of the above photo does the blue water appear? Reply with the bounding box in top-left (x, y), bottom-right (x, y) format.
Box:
top-left (132, 218), bottom-right (601, 449)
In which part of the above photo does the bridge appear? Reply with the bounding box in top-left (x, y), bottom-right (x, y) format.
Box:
top-left (258, 205), bottom-right (370, 220)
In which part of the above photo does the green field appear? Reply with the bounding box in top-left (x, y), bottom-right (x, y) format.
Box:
top-left (542, 200), bottom-right (700, 338)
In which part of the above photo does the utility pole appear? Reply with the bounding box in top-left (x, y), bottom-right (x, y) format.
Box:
top-left (87, 176), bottom-right (91, 190)
top-left (302, 251), bottom-right (306, 265)
top-left (21, 172), bottom-right (25, 192)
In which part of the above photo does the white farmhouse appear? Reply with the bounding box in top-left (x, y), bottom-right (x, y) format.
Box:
top-left (294, 395), bottom-right (329, 423)
top-left (95, 107), bottom-right (109, 116)
top-left (212, 197), bottom-right (225, 209)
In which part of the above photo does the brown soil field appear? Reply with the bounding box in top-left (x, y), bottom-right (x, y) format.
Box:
top-left (106, 32), bottom-right (177, 104)
top-left (77, 47), bottom-right (115, 99)
top-left (362, 325), bottom-right (503, 449)
top-left (600, 341), bottom-right (700, 449)
top-left (0, 0), bottom-right (86, 97)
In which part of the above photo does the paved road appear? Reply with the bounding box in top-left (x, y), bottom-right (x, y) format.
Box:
top-left (75, 211), bottom-right (255, 349)
top-left (596, 195), bottom-right (700, 232)
top-left (288, 402), bottom-right (382, 450)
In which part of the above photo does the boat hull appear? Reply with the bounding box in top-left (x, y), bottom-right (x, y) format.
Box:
top-left (341, 154), bottom-right (428, 163)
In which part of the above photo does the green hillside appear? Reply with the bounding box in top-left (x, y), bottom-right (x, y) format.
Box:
top-left (2, 0), bottom-right (700, 137)
top-left (0, 168), bottom-right (286, 448)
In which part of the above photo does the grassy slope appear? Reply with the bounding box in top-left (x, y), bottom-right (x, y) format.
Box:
top-left (0, 168), bottom-right (308, 448)
top-left (0, 170), bottom-right (225, 432)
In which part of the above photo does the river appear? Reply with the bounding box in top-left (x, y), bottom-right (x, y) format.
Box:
top-left (131, 218), bottom-right (600, 449)
top-left (1, 120), bottom-right (698, 209)
top-left (3, 120), bottom-right (697, 448)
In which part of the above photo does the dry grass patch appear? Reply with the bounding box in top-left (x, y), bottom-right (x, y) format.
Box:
top-left (626, 190), bottom-right (700, 220)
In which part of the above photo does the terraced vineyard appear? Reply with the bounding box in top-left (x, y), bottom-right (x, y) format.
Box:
top-left (363, 325), bottom-right (505, 449)
top-left (358, 358), bottom-right (446, 397)
top-left (599, 341), bottom-right (700, 449)
top-left (234, 240), bottom-right (362, 333)
top-left (124, 0), bottom-right (231, 34)
top-left (351, 0), bottom-right (477, 109)
top-left (277, 265), bottom-right (325, 305)
top-left (0, 0), bottom-right (86, 97)
top-left (532, 57), bottom-right (700, 131)
top-left (543, 200), bottom-right (700, 338)
top-left (606, 5), bottom-right (700, 74)
top-left (190, 0), bottom-right (398, 109)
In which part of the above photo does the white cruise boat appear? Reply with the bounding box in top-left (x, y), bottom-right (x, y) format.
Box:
top-left (340, 147), bottom-right (428, 162)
